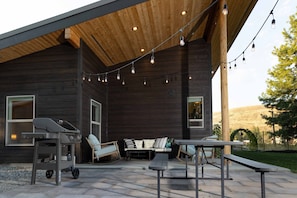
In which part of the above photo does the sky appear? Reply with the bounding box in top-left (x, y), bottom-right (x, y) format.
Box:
top-left (0, 0), bottom-right (296, 112)
top-left (212, 0), bottom-right (297, 112)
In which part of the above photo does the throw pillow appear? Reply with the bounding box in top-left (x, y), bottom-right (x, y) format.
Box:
top-left (124, 139), bottom-right (136, 148)
top-left (134, 140), bottom-right (144, 149)
top-left (143, 139), bottom-right (155, 148)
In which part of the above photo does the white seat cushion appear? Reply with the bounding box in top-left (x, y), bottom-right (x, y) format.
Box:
top-left (88, 134), bottom-right (101, 151)
top-left (95, 145), bottom-right (117, 158)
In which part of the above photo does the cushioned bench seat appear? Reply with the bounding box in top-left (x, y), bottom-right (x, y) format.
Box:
top-left (124, 137), bottom-right (171, 160)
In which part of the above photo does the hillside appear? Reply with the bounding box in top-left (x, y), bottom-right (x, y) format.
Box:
top-left (213, 105), bottom-right (272, 132)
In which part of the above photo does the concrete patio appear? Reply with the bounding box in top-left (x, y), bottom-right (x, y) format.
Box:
top-left (1, 158), bottom-right (297, 198)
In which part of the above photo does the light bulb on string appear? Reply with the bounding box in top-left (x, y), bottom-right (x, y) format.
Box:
top-left (117, 70), bottom-right (121, 80)
top-left (270, 10), bottom-right (276, 29)
top-left (179, 29), bottom-right (185, 46)
top-left (131, 62), bottom-right (135, 74)
top-left (222, 3), bottom-right (228, 15)
top-left (104, 73), bottom-right (108, 83)
top-left (242, 52), bottom-right (246, 64)
top-left (97, 75), bottom-right (101, 82)
top-left (88, 76), bottom-right (91, 82)
top-left (150, 50), bottom-right (155, 64)
top-left (229, 62), bottom-right (232, 70)
top-left (234, 59), bottom-right (237, 69)
top-left (143, 77), bottom-right (147, 86)
top-left (180, 36), bottom-right (185, 46)
top-left (122, 79), bottom-right (125, 85)
top-left (251, 41), bottom-right (255, 52)
top-left (165, 76), bottom-right (169, 84)
top-left (82, 73), bottom-right (86, 81)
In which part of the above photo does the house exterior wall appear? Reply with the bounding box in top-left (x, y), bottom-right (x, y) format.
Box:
top-left (107, 39), bottom-right (212, 155)
top-left (0, 44), bottom-right (80, 163)
top-left (0, 39), bottom-right (212, 163)
top-left (80, 42), bottom-right (108, 162)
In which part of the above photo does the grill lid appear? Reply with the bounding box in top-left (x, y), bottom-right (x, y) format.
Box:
top-left (33, 118), bottom-right (80, 134)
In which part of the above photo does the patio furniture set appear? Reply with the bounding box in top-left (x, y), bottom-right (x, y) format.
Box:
top-left (85, 133), bottom-right (278, 198)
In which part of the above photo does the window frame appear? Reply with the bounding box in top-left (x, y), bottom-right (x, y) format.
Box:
top-left (187, 96), bottom-right (204, 128)
top-left (90, 99), bottom-right (102, 141)
top-left (5, 95), bottom-right (35, 146)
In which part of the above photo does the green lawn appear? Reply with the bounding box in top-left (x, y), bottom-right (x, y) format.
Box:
top-left (232, 150), bottom-right (297, 173)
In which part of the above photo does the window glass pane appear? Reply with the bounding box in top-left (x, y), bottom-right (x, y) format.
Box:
top-left (10, 100), bottom-right (33, 119)
top-left (90, 99), bottom-right (101, 141)
top-left (92, 124), bottom-right (100, 137)
top-left (7, 122), bottom-right (33, 144)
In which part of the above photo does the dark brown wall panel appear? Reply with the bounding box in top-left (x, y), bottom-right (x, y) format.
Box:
top-left (80, 42), bottom-right (108, 162)
top-left (0, 44), bottom-right (79, 163)
top-left (108, 39), bottom-right (212, 154)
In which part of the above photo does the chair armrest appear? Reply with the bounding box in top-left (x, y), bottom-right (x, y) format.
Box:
top-left (101, 141), bottom-right (118, 147)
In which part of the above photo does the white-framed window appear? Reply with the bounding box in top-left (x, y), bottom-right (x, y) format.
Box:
top-left (187, 96), bottom-right (204, 128)
top-left (90, 99), bottom-right (102, 141)
top-left (6, 95), bottom-right (35, 146)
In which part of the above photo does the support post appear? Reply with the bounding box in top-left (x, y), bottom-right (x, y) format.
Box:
top-left (219, 0), bottom-right (230, 154)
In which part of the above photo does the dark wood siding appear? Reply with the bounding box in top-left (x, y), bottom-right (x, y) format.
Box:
top-left (80, 42), bottom-right (108, 162)
top-left (107, 39), bottom-right (212, 154)
top-left (187, 39), bottom-right (212, 139)
top-left (0, 44), bottom-right (79, 163)
top-left (0, 39), bottom-right (212, 163)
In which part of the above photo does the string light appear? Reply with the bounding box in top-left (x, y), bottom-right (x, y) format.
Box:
top-left (117, 70), bottom-right (121, 80)
top-left (98, 75), bottom-right (101, 82)
top-left (104, 73), bottom-right (108, 83)
top-left (150, 50), bottom-right (155, 64)
top-left (222, 3), bottom-right (228, 15)
top-left (179, 29), bottom-right (185, 46)
top-left (83, 0), bottom-right (219, 83)
top-left (227, 0), bottom-right (279, 70)
top-left (88, 76), bottom-right (91, 82)
top-left (131, 62), bottom-right (135, 74)
top-left (242, 52), bottom-right (246, 63)
top-left (122, 79), bottom-right (125, 85)
top-left (165, 76), bottom-right (169, 84)
top-left (251, 41), bottom-right (255, 52)
top-left (143, 77), bottom-right (147, 86)
top-left (271, 10), bottom-right (276, 29)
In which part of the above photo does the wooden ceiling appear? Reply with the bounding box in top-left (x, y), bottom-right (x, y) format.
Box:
top-left (0, 0), bottom-right (257, 73)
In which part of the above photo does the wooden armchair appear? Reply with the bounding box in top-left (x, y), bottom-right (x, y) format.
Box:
top-left (176, 135), bottom-right (218, 164)
top-left (86, 134), bottom-right (121, 163)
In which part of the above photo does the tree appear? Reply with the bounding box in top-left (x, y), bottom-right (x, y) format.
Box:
top-left (259, 10), bottom-right (297, 144)
top-left (212, 123), bottom-right (222, 140)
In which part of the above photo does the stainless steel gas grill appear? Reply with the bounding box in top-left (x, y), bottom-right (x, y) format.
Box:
top-left (22, 118), bottom-right (81, 185)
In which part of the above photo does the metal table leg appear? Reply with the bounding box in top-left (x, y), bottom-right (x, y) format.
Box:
top-left (220, 146), bottom-right (224, 197)
top-left (195, 146), bottom-right (199, 198)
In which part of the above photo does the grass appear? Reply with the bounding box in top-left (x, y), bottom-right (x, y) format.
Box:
top-left (232, 150), bottom-right (297, 173)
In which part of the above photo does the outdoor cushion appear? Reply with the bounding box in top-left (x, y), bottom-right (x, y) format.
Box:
top-left (95, 144), bottom-right (117, 157)
top-left (124, 139), bottom-right (136, 148)
top-left (153, 137), bottom-right (167, 148)
top-left (143, 139), bottom-right (155, 148)
top-left (181, 145), bottom-right (196, 156)
top-left (88, 134), bottom-right (101, 151)
top-left (134, 140), bottom-right (143, 148)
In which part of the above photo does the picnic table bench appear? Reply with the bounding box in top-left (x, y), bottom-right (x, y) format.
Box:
top-left (148, 153), bottom-right (168, 198)
top-left (224, 154), bottom-right (278, 198)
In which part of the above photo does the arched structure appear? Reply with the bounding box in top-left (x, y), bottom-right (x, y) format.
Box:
top-left (230, 128), bottom-right (258, 150)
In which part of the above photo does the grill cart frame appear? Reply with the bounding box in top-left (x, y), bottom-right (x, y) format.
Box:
top-left (22, 118), bottom-right (81, 185)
